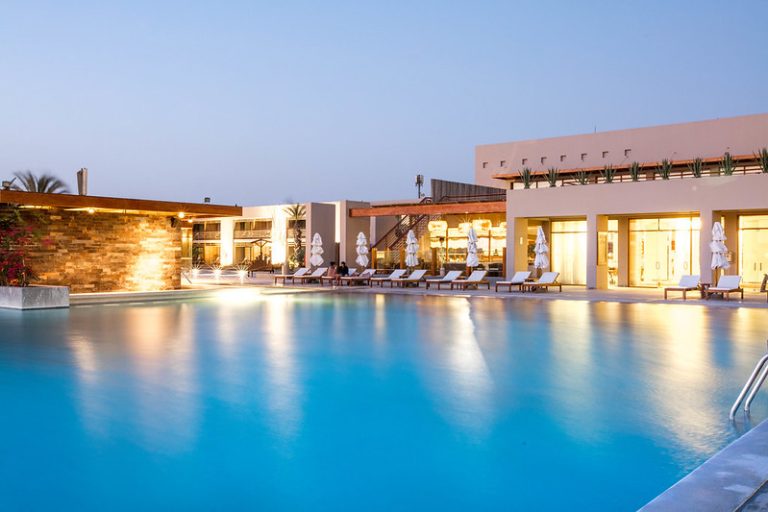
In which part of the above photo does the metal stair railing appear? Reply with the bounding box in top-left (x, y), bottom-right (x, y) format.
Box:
top-left (730, 340), bottom-right (768, 419)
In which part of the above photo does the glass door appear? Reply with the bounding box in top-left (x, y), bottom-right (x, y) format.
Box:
top-left (739, 215), bottom-right (768, 286)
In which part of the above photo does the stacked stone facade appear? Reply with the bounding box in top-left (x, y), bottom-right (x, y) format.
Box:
top-left (25, 210), bottom-right (181, 293)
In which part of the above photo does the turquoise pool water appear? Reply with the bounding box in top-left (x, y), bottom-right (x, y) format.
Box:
top-left (1, 292), bottom-right (767, 510)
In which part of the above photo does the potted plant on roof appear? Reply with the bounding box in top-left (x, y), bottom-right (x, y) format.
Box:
top-left (0, 204), bottom-right (69, 309)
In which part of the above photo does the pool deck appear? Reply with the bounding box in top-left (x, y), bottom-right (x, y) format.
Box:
top-left (155, 273), bottom-right (768, 309)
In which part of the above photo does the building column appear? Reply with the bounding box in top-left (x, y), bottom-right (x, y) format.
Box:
top-left (505, 216), bottom-right (528, 278)
top-left (220, 218), bottom-right (234, 265)
top-left (617, 217), bottom-right (629, 287)
top-left (699, 209), bottom-right (716, 285)
top-left (722, 212), bottom-right (738, 276)
top-left (586, 214), bottom-right (608, 289)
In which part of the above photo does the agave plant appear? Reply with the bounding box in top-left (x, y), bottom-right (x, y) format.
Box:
top-left (600, 165), bottom-right (616, 183)
top-left (721, 152), bottom-right (735, 176)
top-left (755, 148), bottom-right (768, 173)
top-left (656, 159), bottom-right (673, 180)
top-left (545, 167), bottom-right (559, 188)
top-left (687, 157), bottom-right (703, 178)
top-left (628, 162), bottom-right (641, 182)
top-left (11, 170), bottom-right (70, 193)
top-left (575, 170), bottom-right (589, 185)
top-left (518, 167), bottom-right (534, 189)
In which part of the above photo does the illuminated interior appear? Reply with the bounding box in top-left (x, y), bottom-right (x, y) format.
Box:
top-left (628, 217), bottom-right (700, 287)
top-left (739, 215), bottom-right (768, 285)
top-left (550, 220), bottom-right (587, 285)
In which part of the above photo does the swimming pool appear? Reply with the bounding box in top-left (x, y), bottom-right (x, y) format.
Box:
top-left (1, 292), bottom-right (766, 510)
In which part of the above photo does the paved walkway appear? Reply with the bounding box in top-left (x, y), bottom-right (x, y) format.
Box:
top-left (184, 273), bottom-right (768, 309)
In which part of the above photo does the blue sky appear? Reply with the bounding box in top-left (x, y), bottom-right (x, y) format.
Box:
top-left (1, 1), bottom-right (766, 205)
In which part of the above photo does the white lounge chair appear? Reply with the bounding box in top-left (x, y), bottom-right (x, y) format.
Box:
top-left (703, 275), bottom-right (743, 301)
top-left (495, 271), bottom-right (532, 292)
top-left (425, 270), bottom-right (463, 289)
top-left (451, 270), bottom-right (490, 290)
top-left (523, 272), bottom-right (561, 292)
top-left (664, 275), bottom-right (700, 300)
top-left (293, 267), bottom-right (328, 284)
top-left (340, 268), bottom-right (375, 286)
top-left (321, 267), bottom-right (357, 286)
top-left (392, 269), bottom-right (428, 287)
top-left (274, 267), bottom-right (309, 285)
top-left (370, 269), bottom-right (407, 287)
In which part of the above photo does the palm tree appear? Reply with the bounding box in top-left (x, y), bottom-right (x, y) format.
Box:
top-left (11, 170), bottom-right (70, 194)
top-left (284, 203), bottom-right (306, 267)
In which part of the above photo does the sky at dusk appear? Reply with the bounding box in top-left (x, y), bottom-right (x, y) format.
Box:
top-left (1, 1), bottom-right (767, 206)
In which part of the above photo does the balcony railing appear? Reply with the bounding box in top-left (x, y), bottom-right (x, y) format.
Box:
top-left (193, 232), bottom-right (221, 241)
top-left (234, 229), bottom-right (272, 240)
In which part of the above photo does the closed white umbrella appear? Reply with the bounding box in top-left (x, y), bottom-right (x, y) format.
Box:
top-left (534, 226), bottom-right (549, 269)
top-left (710, 221), bottom-right (730, 270)
top-left (355, 232), bottom-right (369, 267)
top-left (405, 230), bottom-right (420, 267)
top-left (309, 233), bottom-right (324, 267)
top-left (466, 227), bottom-right (479, 268)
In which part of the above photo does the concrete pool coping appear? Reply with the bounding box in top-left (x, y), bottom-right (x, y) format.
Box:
top-left (640, 418), bottom-right (768, 511)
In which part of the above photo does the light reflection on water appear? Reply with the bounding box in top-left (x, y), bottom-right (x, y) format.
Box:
top-left (1, 293), bottom-right (767, 511)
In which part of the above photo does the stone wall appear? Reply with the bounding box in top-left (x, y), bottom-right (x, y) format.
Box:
top-left (25, 210), bottom-right (181, 293)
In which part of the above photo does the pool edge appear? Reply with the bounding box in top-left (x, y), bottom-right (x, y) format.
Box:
top-left (640, 418), bottom-right (768, 512)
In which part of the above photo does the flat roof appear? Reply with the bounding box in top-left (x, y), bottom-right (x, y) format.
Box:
top-left (0, 190), bottom-right (242, 218)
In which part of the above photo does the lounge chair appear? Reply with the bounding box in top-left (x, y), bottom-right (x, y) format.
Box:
top-left (273, 267), bottom-right (309, 285)
top-left (321, 268), bottom-right (357, 286)
top-left (293, 267), bottom-right (328, 285)
top-left (522, 272), bottom-right (561, 292)
top-left (340, 268), bottom-right (375, 286)
top-left (425, 270), bottom-right (463, 290)
top-left (663, 275), bottom-right (700, 300)
top-left (495, 271), bottom-right (532, 292)
top-left (703, 275), bottom-right (743, 301)
top-left (392, 269), bottom-right (428, 287)
top-left (370, 269), bottom-right (407, 287)
top-left (451, 270), bottom-right (490, 290)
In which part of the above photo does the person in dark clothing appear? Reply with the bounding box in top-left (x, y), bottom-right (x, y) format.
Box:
top-left (337, 262), bottom-right (349, 277)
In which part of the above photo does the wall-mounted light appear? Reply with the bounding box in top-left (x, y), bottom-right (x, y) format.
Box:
top-left (178, 212), bottom-right (186, 219)
top-left (519, 236), bottom-right (524, 246)
top-left (87, 208), bottom-right (95, 214)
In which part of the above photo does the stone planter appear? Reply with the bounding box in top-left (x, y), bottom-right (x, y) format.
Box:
top-left (0, 285), bottom-right (70, 310)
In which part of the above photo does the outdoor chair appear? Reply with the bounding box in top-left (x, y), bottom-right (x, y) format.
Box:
top-left (703, 275), bottom-right (743, 301)
top-left (273, 267), bottom-right (308, 285)
top-left (451, 270), bottom-right (490, 290)
top-left (293, 267), bottom-right (328, 285)
top-left (321, 268), bottom-right (357, 286)
top-left (340, 268), bottom-right (375, 286)
top-left (425, 270), bottom-right (463, 290)
top-left (392, 269), bottom-right (428, 287)
top-left (663, 275), bottom-right (700, 300)
top-left (370, 269), bottom-right (407, 287)
top-left (522, 271), bottom-right (562, 293)
top-left (495, 271), bottom-right (532, 292)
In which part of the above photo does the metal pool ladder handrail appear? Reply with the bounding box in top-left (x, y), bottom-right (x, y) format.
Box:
top-left (730, 346), bottom-right (768, 420)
